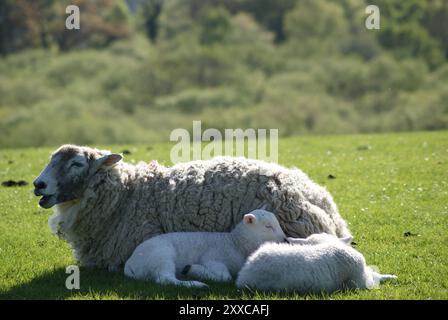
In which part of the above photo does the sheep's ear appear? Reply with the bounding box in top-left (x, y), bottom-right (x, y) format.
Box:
top-left (286, 237), bottom-right (308, 245)
top-left (243, 213), bottom-right (257, 225)
top-left (90, 153), bottom-right (122, 173)
top-left (340, 236), bottom-right (353, 245)
top-left (101, 154), bottom-right (123, 166)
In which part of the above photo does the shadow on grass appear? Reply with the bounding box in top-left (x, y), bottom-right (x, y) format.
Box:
top-left (0, 267), bottom-right (247, 300)
top-left (0, 267), bottom-right (341, 300)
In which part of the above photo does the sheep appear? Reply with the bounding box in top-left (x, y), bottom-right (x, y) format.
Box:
top-left (236, 233), bottom-right (397, 293)
top-left (33, 144), bottom-right (351, 271)
top-left (124, 209), bottom-right (286, 287)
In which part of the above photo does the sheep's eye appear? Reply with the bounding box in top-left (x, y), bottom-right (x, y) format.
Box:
top-left (265, 225), bottom-right (274, 230)
top-left (71, 162), bottom-right (84, 168)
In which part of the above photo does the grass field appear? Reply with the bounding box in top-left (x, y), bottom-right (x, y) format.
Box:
top-left (0, 131), bottom-right (447, 300)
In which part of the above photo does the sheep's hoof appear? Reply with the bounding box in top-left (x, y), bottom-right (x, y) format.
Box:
top-left (181, 265), bottom-right (191, 275)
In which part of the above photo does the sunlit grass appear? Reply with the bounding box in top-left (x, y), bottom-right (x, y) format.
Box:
top-left (0, 131), bottom-right (447, 299)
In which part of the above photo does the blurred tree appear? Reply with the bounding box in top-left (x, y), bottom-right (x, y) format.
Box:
top-left (142, 0), bottom-right (295, 43)
top-left (0, 0), bottom-right (62, 54)
top-left (157, 0), bottom-right (195, 40)
top-left (374, 0), bottom-right (445, 68)
top-left (284, 0), bottom-right (350, 56)
top-left (55, 0), bottom-right (132, 50)
top-left (227, 13), bottom-right (277, 74)
top-left (198, 6), bottom-right (231, 45)
top-left (423, 0), bottom-right (448, 59)
top-left (134, 0), bottom-right (162, 42)
top-left (285, 0), bottom-right (349, 40)
top-left (330, 0), bottom-right (381, 60)
top-left (0, 0), bottom-right (132, 53)
top-left (222, 0), bottom-right (296, 42)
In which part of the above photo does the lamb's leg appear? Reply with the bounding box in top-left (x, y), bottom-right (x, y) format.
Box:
top-left (182, 261), bottom-right (232, 282)
top-left (358, 267), bottom-right (397, 288)
top-left (373, 272), bottom-right (398, 284)
top-left (156, 271), bottom-right (209, 288)
top-left (139, 261), bottom-right (207, 288)
top-left (147, 260), bottom-right (208, 288)
top-left (124, 244), bottom-right (208, 288)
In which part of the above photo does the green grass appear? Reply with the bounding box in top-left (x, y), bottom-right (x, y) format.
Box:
top-left (0, 131), bottom-right (447, 300)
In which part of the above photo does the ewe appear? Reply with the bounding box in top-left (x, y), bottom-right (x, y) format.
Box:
top-left (236, 233), bottom-right (397, 293)
top-left (33, 144), bottom-right (350, 271)
top-left (124, 209), bottom-right (286, 287)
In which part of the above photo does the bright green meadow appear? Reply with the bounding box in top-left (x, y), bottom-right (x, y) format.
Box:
top-left (0, 131), bottom-right (447, 299)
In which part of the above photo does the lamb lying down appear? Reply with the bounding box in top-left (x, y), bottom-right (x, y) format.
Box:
top-left (236, 233), bottom-right (397, 293)
top-left (124, 209), bottom-right (286, 287)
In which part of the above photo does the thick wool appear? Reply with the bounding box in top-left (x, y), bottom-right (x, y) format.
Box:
top-left (236, 233), bottom-right (397, 293)
top-left (123, 209), bottom-right (286, 287)
top-left (48, 153), bottom-right (351, 271)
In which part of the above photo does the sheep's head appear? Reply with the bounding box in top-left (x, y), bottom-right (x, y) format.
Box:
top-left (286, 233), bottom-right (353, 246)
top-left (242, 209), bottom-right (286, 244)
top-left (33, 144), bottom-right (122, 209)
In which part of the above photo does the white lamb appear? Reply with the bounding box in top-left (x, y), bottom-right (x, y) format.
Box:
top-left (236, 233), bottom-right (397, 293)
top-left (124, 209), bottom-right (286, 287)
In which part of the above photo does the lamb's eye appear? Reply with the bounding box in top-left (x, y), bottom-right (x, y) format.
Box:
top-left (265, 225), bottom-right (274, 230)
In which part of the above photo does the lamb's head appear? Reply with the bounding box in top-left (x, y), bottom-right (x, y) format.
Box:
top-left (287, 233), bottom-right (353, 246)
top-left (240, 209), bottom-right (287, 245)
top-left (33, 144), bottom-right (122, 209)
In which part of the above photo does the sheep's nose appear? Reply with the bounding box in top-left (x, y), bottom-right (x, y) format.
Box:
top-left (34, 180), bottom-right (47, 190)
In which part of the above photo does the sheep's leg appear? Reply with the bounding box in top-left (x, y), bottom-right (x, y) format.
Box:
top-left (182, 261), bottom-right (232, 282)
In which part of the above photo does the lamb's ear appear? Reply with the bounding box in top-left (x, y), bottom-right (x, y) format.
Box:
top-left (340, 236), bottom-right (353, 245)
top-left (243, 213), bottom-right (257, 225)
top-left (286, 237), bottom-right (308, 245)
top-left (90, 153), bottom-right (122, 173)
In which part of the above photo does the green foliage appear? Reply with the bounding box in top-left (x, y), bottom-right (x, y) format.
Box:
top-left (198, 6), bottom-right (232, 46)
top-left (154, 87), bottom-right (245, 113)
top-left (1, 0), bottom-right (448, 148)
top-left (0, 132), bottom-right (447, 299)
top-left (373, 0), bottom-right (445, 68)
top-left (0, 0), bottom-right (133, 53)
top-left (423, 0), bottom-right (448, 59)
top-left (284, 0), bottom-right (350, 55)
top-left (219, 0), bottom-right (297, 42)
